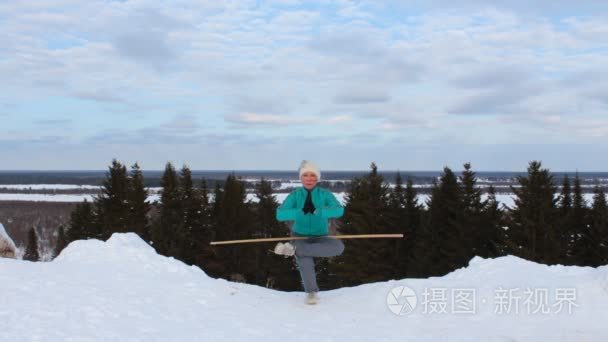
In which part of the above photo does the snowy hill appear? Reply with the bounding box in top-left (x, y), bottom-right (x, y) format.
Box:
top-left (1, 233), bottom-right (607, 341)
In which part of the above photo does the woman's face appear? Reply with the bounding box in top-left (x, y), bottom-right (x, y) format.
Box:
top-left (301, 172), bottom-right (318, 190)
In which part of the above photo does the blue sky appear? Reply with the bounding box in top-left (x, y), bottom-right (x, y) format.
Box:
top-left (2, 0), bottom-right (608, 171)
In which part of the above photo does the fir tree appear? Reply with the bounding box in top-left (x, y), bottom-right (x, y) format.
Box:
top-left (53, 225), bottom-right (68, 259)
top-left (192, 178), bottom-right (216, 270)
top-left (96, 159), bottom-right (131, 239)
top-left (586, 185), bottom-right (608, 266)
top-left (177, 165), bottom-right (205, 265)
top-left (151, 162), bottom-right (182, 256)
top-left (66, 199), bottom-right (96, 243)
top-left (568, 173), bottom-right (588, 264)
top-left (507, 161), bottom-right (559, 264)
top-left (333, 163), bottom-right (396, 286)
top-left (23, 227), bottom-right (40, 262)
top-left (424, 166), bottom-right (467, 275)
top-left (209, 174), bottom-right (254, 281)
top-left (128, 162), bottom-right (150, 242)
top-left (251, 178), bottom-right (299, 290)
top-left (557, 175), bottom-right (573, 261)
top-left (460, 163), bottom-right (484, 257)
top-left (400, 178), bottom-right (423, 278)
top-left (387, 172), bottom-right (419, 278)
top-left (478, 186), bottom-right (506, 258)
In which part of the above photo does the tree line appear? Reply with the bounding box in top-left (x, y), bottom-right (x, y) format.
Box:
top-left (25, 159), bottom-right (608, 291)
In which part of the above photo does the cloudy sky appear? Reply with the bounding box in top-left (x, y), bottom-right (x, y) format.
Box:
top-left (2, 1), bottom-right (608, 171)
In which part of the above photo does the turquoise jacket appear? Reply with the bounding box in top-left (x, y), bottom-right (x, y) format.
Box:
top-left (276, 186), bottom-right (344, 236)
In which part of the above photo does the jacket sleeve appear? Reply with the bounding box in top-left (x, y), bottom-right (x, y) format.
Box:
top-left (276, 191), bottom-right (300, 221)
top-left (319, 190), bottom-right (344, 219)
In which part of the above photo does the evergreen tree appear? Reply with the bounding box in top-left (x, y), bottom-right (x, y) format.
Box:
top-left (424, 166), bottom-right (467, 276)
top-left (333, 163), bottom-right (396, 286)
top-left (192, 178), bottom-right (216, 270)
top-left (568, 173), bottom-right (588, 264)
top-left (460, 163), bottom-right (484, 257)
top-left (400, 178), bottom-right (423, 277)
top-left (53, 225), bottom-right (68, 259)
top-left (557, 175), bottom-right (573, 261)
top-left (208, 174), bottom-right (254, 281)
top-left (128, 162), bottom-right (151, 242)
top-left (23, 227), bottom-right (40, 262)
top-left (507, 161), bottom-right (559, 264)
top-left (478, 186), bottom-right (506, 258)
top-left (151, 162), bottom-right (182, 256)
top-left (387, 172), bottom-right (420, 278)
top-left (66, 199), bottom-right (96, 243)
top-left (251, 178), bottom-right (299, 290)
top-left (177, 165), bottom-right (205, 265)
top-left (558, 175), bottom-right (572, 213)
top-left (585, 185), bottom-right (608, 266)
top-left (96, 159), bottom-right (131, 239)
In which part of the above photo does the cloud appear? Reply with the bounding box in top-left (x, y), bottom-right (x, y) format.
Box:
top-left (3, 1), bottom-right (608, 169)
top-left (226, 113), bottom-right (316, 126)
top-left (333, 89), bottom-right (391, 104)
top-left (35, 119), bottom-right (72, 126)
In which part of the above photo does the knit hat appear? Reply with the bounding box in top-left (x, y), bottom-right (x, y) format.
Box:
top-left (299, 160), bottom-right (321, 180)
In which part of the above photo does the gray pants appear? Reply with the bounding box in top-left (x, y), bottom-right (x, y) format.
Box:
top-left (292, 236), bottom-right (345, 293)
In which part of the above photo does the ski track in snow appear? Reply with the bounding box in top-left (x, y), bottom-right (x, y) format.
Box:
top-left (1, 233), bottom-right (607, 341)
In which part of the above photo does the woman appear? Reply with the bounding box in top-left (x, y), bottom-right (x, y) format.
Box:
top-left (275, 160), bottom-right (345, 304)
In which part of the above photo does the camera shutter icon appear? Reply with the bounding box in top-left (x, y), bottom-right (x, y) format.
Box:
top-left (387, 286), bottom-right (417, 315)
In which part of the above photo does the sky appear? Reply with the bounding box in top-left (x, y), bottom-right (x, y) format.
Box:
top-left (2, 0), bottom-right (608, 171)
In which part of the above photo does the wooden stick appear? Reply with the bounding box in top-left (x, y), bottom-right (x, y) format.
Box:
top-left (210, 233), bottom-right (404, 245)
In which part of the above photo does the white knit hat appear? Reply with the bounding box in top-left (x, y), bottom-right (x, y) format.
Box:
top-left (299, 160), bottom-right (321, 180)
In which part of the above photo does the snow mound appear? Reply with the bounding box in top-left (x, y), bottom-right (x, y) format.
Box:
top-left (1, 233), bottom-right (607, 341)
top-left (54, 233), bottom-right (209, 278)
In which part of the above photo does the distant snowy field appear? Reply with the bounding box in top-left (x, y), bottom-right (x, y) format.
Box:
top-left (0, 233), bottom-right (606, 341)
top-left (0, 185), bottom-right (599, 209)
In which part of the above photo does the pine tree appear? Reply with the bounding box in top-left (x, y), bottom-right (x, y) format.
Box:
top-left (568, 173), bottom-right (588, 264)
top-left (96, 159), bottom-right (131, 239)
top-left (460, 163), bottom-right (484, 257)
top-left (23, 227), bottom-right (40, 262)
top-left (399, 178), bottom-right (423, 278)
top-left (424, 166), bottom-right (467, 275)
top-left (386, 172), bottom-right (419, 279)
top-left (53, 225), bottom-right (68, 259)
top-left (507, 161), bottom-right (559, 264)
top-left (251, 178), bottom-right (299, 289)
top-left (128, 162), bottom-right (151, 242)
top-left (66, 199), bottom-right (96, 243)
top-left (478, 186), bottom-right (506, 258)
top-left (177, 165), bottom-right (206, 265)
top-left (192, 178), bottom-right (216, 270)
top-left (333, 163), bottom-right (396, 286)
top-left (151, 162), bottom-right (182, 256)
top-left (209, 174), bottom-right (254, 281)
top-left (586, 185), bottom-right (608, 266)
top-left (557, 175), bottom-right (573, 261)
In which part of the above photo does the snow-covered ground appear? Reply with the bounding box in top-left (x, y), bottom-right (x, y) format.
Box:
top-left (0, 190), bottom-right (599, 210)
top-left (0, 184), bottom-right (101, 190)
top-left (0, 233), bottom-right (606, 341)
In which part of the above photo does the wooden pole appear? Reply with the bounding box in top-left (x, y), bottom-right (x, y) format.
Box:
top-left (210, 233), bottom-right (404, 246)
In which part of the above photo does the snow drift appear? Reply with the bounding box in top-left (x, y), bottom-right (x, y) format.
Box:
top-left (1, 233), bottom-right (607, 341)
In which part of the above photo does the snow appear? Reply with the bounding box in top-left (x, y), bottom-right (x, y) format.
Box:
top-left (0, 193), bottom-right (98, 202)
top-left (0, 232), bottom-right (607, 341)
top-left (0, 184), bottom-right (101, 190)
top-left (0, 191), bottom-right (599, 210)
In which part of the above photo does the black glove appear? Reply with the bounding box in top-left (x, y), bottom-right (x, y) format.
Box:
top-left (302, 189), bottom-right (316, 214)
